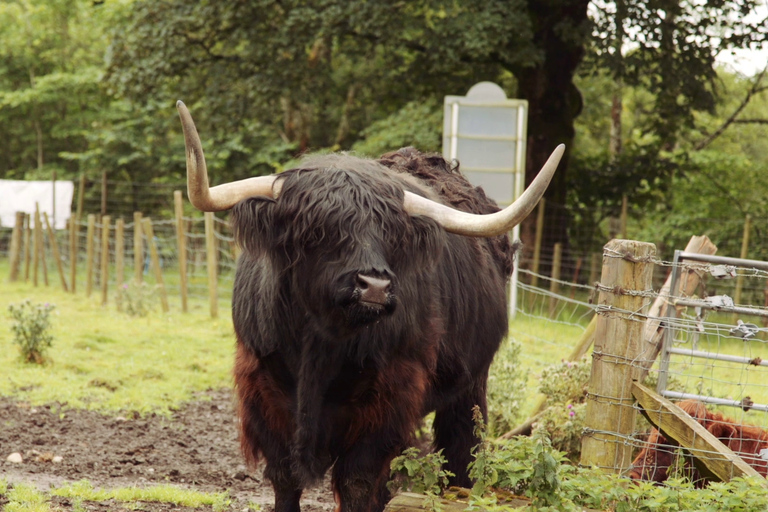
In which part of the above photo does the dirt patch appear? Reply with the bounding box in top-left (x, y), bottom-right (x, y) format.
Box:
top-left (0, 389), bottom-right (335, 511)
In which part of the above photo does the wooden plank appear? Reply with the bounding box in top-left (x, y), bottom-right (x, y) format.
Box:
top-left (638, 235), bottom-right (717, 380)
top-left (547, 242), bottom-right (562, 317)
top-left (43, 212), bottom-right (68, 292)
top-left (631, 381), bottom-right (765, 485)
top-left (580, 239), bottom-right (656, 473)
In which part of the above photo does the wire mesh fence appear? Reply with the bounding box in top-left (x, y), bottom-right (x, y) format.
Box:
top-left (3, 181), bottom-right (768, 487)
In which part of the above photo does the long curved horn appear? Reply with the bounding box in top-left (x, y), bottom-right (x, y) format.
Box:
top-left (403, 144), bottom-right (564, 237)
top-left (177, 100), bottom-right (280, 212)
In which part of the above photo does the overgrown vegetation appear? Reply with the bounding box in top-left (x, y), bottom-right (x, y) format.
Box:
top-left (391, 409), bottom-right (768, 511)
top-left (8, 299), bottom-right (55, 364)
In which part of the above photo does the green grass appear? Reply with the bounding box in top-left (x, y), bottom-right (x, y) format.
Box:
top-left (1, 274), bottom-right (235, 416)
top-left (53, 480), bottom-right (231, 510)
top-left (0, 480), bottom-right (231, 512)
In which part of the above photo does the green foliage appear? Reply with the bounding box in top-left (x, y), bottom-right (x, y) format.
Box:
top-left (389, 447), bottom-right (453, 497)
top-left (53, 480), bottom-right (231, 510)
top-left (352, 99), bottom-right (442, 156)
top-left (529, 359), bottom-right (590, 461)
top-left (4, 483), bottom-right (51, 512)
top-left (117, 280), bottom-right (157, 317)
top-left (8, 300), bottom-right (55, 364)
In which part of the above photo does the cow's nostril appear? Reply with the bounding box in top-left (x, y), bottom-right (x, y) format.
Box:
top-left (356, 274), bottom-right (391, 306)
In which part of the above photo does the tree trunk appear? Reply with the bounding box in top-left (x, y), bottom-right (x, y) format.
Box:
top-left (510, 0), bottom-right (590, 267)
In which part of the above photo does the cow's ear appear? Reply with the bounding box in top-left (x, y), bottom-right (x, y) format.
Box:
top-left (232, 197), bottom-right (278, 256)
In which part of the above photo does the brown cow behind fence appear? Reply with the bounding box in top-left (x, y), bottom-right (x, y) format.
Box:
top-left (629, 399), bottom-right (768, 486)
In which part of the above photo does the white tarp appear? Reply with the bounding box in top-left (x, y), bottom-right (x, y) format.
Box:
top-left (0, 180), bottom-right (74, 230)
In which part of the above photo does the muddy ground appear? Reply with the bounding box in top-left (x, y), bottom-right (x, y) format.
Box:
top-left (0, 389), bottom-right (335, 511)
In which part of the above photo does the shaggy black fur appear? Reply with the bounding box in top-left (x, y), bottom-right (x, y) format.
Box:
top-left (231, 148), bottom-right (516, 512)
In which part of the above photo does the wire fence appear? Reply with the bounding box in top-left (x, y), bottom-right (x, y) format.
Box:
top-left (3, 182), bottom-right (768, 487)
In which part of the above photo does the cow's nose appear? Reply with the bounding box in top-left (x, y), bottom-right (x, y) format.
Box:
top-left (356, 274), bottom-right (391, 306)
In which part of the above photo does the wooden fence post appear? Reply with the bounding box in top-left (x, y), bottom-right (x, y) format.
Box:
top-left (580, 239), bottom-right (656, 474)
top-left (174, 191), bottom-right (189, 313)
top-left (133, 212), bottom-right (143, 283)
top-left (142, 218), bottom-right (169, 313)
top-left (33, 204), bottom-right (48, 287)
top-left (530, 198), bottom-right (545, 288)
top-left (43, 212), bottom-right (68, 292)
top-left (115, 218), bottom-right (125, 311)
top-left (100, 216), bottom-right (111, 306)
top-left (548, 242), bottom-right (562, 317)
top-left (86, 214), bottom-right (96, 296)
top-left (70, 174), bottom-right (85, 293)
top-left (23, 213), bottom-right (32, 281)
top-left (8, 211), bottom-right (25, 282)
top-left (69, 217), bottom-right (77, 293)
top-left (205, 212), bottom-right (218, 319)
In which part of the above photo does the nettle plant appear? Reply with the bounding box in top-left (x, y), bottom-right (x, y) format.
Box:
top-left (8, 299), bottom-right (55, 364)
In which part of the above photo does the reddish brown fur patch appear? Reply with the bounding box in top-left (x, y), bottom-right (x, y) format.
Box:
top-left (630, 399), bottom-right (768, 484)
top-left (234, 343), bottom-right (294, 467)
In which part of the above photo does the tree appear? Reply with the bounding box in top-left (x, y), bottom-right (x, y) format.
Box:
top-left (0, 0), bottom-right (111, 180)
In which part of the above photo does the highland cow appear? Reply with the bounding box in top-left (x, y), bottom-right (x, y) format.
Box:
top-left (629, 399), bottom-right (768, 486)
top-left (176, 101), bottom-right (563, 512)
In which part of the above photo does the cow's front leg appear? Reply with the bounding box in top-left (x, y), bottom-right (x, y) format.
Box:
top-left (331, 438), bottom-right (401, 512)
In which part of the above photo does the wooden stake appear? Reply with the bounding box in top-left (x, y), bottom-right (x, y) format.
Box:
top-left (43, 212), bottom-right (68, 292)
top-left (85, 214), bottom-right (96, 297)
top-left (115, 218), bottom-right (125, 311)
top-left (530, 198), bottom-right (545, 288)
top-left (100, 216), bottom-right (111, 305)
top-left (548, 242), bottom-right (562, 317)
top-left (570, 256), bottom-right (583, 299)
top-left (580, 239), bottom-right (656, 474)
top-left (101, 171), bottom-right (107, 217)
top-left (142, 218), bottom-right (169, 313)
top-left (620, 194), bottom-right (628, 239)
top-left (133, 212), bottom-right (143, 283)
top-left (174, 191), bottom-right (189, 313)
top-left (205, 212), bottom-right (218, 319)
top-left (8, 211), bottom-right (25, 282)
top-left (23, 214), bottom-right (31, 281)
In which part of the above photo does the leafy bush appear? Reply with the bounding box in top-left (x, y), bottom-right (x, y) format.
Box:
top-left (389, 447), bottom-right (453, 510)
top-left (117, 280), bottom-right (157, 317)
top-left (8, 300), bottom-right (55, 364)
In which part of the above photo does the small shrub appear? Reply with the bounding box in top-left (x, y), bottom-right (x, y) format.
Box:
top-left (8, 300), bottom-right (55, 364)
top-left (117, 280), bottom-right (157, 317)
top-left (389, 447), bottom-right (453, 497)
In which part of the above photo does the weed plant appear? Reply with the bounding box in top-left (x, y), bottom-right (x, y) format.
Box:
top-left (8, 299), bottom-right (55, 364)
